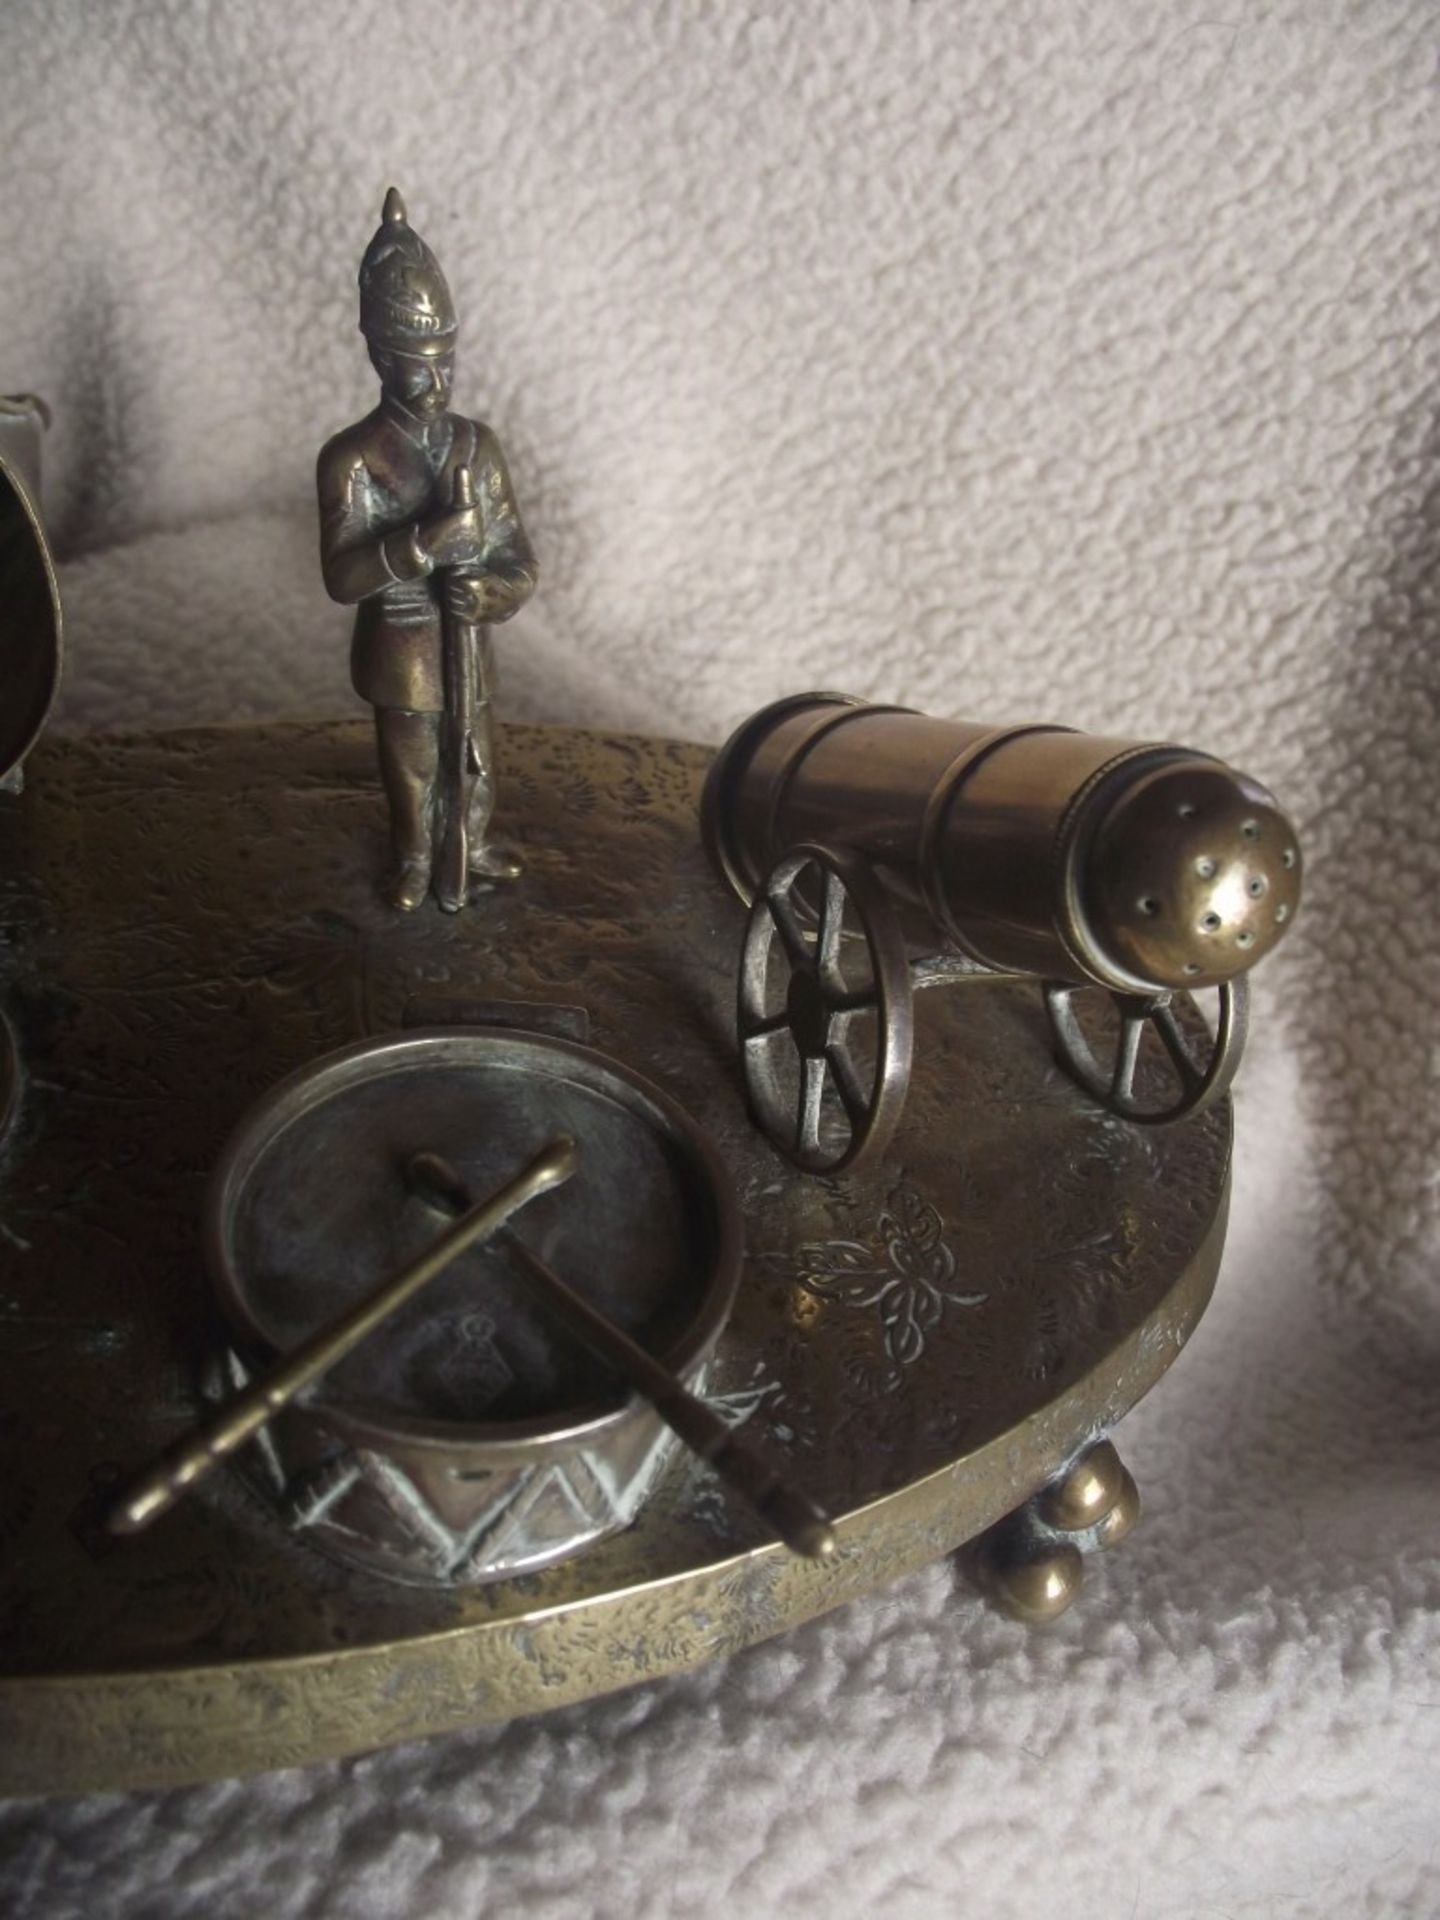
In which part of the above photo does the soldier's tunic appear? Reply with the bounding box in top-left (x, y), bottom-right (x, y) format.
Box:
top-left (316, 397), bottom-right (536, 713)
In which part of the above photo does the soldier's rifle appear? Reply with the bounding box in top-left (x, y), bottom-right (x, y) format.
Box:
top-left (437, 463), bottom-right (483, 912)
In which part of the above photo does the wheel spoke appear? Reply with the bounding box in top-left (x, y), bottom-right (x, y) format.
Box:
top-left (826, 1042), bottom-right (872, 1127)
top-left (1110, 1011), bottom-right (1147, 1104)
top-left (1149, 1002), bottom-right (1206, 1093)
top-left (795, 1053), bottom-right (826, 1157)
top-left (830, 987), bottom-right (878, 1017)
top-left (817, 868), bottom-right (846, 984)
top-left (740, 1008), bottom-right (792, 1043)
top-left (767, 889), bottom-right (813, 970)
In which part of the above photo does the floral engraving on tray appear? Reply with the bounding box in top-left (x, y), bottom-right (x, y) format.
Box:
top-left (764, 1183), bottom-right (987, 1369)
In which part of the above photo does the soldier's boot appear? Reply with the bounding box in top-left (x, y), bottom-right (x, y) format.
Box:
top-left (392, 856), bottom-right (433, 912)
top-left (469, 842), bottom-right (523, 883)
top-left (465, 707), bottom-right (522, 882)
top-left (376, 709), bottom-right (440, 912)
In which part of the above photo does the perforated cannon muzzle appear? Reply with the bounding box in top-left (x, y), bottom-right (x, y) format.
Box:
top-left (1071, 756), bottom-right (1303, 990)
top-left (927, 734), bottom-right (1303, 991)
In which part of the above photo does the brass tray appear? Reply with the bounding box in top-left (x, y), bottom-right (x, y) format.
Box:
top-left (0, 722), bottom-right (1228, 1794)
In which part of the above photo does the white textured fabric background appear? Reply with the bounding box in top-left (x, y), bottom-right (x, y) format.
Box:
top-left (2, 2), bottom-right (1438, 1915)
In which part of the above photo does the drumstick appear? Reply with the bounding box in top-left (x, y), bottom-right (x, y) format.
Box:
top-left (108, 1136), bottom-right (578, 1535)
top-left (405, 1152), bottom-right (837, 1561)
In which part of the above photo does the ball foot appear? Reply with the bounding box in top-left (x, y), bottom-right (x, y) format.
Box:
top-left (982, 1536), bottom-right (1085, 1623)
top-left (971, 1438), bottom-right (1141, 1624)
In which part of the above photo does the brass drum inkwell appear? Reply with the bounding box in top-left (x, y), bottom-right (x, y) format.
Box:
top-left (193, 1028), bottom-right (744, 1587)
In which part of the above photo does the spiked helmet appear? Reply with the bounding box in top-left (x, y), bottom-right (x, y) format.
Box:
top-left (358, 188), bottom-right (457, 352)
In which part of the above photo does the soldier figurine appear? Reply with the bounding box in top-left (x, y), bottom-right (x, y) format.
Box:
top-left (318, 188), bottom-right (537, 911)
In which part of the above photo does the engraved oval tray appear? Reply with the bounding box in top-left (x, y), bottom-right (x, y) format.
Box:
top-left (0, 723), bottom-right (1229, 1794)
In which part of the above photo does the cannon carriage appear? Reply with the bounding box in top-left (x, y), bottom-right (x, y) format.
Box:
top-left (701, 693), bottom-right (1302, 1174)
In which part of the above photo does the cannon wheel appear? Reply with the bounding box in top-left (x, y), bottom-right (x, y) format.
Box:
top-left (1042, 978), bottom-right (1249, 1126)
top-left (738, 844), bottom-right (913, 1174)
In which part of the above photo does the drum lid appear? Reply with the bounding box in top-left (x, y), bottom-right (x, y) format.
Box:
top-left (206, 1026), bottom-right (742, 1444)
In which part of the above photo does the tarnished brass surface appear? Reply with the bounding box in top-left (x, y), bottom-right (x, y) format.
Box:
top-left (0, 722), bottom-right (1228, 1794)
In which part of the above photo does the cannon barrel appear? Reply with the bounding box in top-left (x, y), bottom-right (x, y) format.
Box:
top-left (701, 693), bottom-right (1301, 994)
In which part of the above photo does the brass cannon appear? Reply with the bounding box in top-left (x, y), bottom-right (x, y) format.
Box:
top-left (701, 693), bottom-right (1303, 1173)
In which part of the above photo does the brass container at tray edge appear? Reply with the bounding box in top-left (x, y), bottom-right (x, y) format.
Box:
top-left (0, 395), bottom-right (62, 792)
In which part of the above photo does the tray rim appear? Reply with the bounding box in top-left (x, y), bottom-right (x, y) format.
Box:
top-left (0, 1174), bottom-right (1227, 1798)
